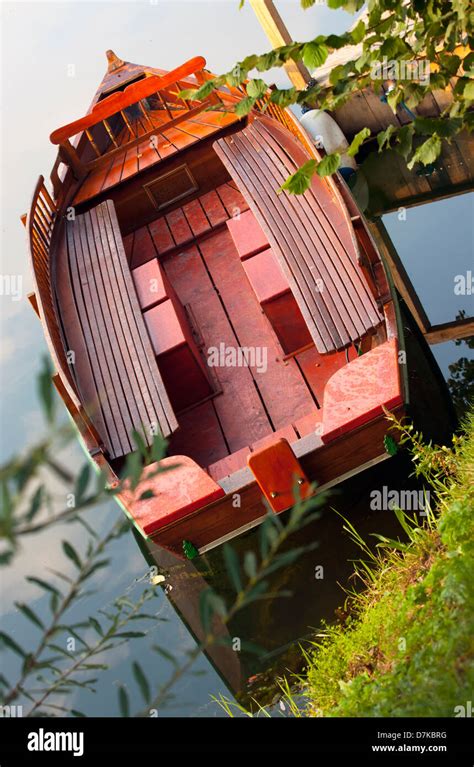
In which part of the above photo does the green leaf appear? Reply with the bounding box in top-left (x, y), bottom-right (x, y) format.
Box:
top-left (316, 152), bottom-right (341, 177)
top-left (26, 576), bottom-right (61, 596)
top-left (407, 134), bottom-right (442, 170)
top-left (0, 631), bottom-right (27, 658)
top-left (178, 88), bottom-right (198, 101)
top-left (235, 96), bottom-right (256, 117)
top-left (123, 450), bottom-right (143, 491)
top-left (279, 159), bottom-right (317, 195)
top-left (377, 124), bottom-right (396, 153)
top-left (300, 0), bottom-right (317, 8)
top-left (347, 127), bottom-right (370, 157)
top-left (26, 485), bottom-right (44, 521)
top-left (132, 661), bottom-right (151, 704)
top-left (302, 42), bottom-right (328, 70)
top-left (62, 541), bottom-right (82, 570)
top-left (464, 80), bottom-right (474, 101)
top-left (75, 464), bottom-right (90, 504)
top-left (182, 539), bottom-right (199, 560)
top-left (246, 79), bottom-right (267, 99)
top-left (15, 602), bottom-right (45, 630)
top-left (89, 617), bottom-right (103, 636)
top-left (244, 551), bottom-right (257, 579)
top-left (439, 53), bottom-right (461, 77)
top-left (350, 19), bottom-right (366, 44)
top-left (270, 87), bottom-right (298, 108)
top-left (118, 685), bottom-right (130, 717)
top-left (395, 125), bottom-right (414, 160)
top-left (384, 434), bottom-right (398, 456)
top-left (37, 357), bottom-right (55, 423)
top-left (223, 544), bottom-right (242, 594)
top-left (139, 489), bottom-right (154, 500)
top-left (413, 116), bottom-right (462, 138)
top-left (325, 34), bottom-right (350, 50)
top-left (114, 631), bottom-right (147, 639)
top-left (386, 88), bottom-right (403, 114)
top-left (131, 429), bottom-right (148, 459)
top-left (152, 644), bottom-right (178, 666)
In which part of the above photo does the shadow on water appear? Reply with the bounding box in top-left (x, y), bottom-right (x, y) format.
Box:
top-left (132, 304), bottom-right (461, 709)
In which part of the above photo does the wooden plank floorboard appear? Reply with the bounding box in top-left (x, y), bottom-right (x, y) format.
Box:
top-left (162, 242), bottom-right (273, 452)
top-left (198, 228), bottom-right (315, 430)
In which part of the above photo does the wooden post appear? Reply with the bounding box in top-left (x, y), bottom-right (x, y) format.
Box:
top-left (366, 219), bottom-right (431, 334)
top-left (249, 0), bottom-right (311, 90)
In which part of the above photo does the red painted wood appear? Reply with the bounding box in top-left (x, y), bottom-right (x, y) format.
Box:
top-left (199, 190), bottom-right (228, 227)
top-left (242, 247), bottom-right (289, 303)
top-left (296, 345), bottom-right (348, 407)
top-left (321, 338), bottom-right (403, 443)
top-left (144, 299), bottom-right (213, 412)
top-left (163, 242), bottom-right (272, 451)
top-left (144, 298), bottom-right (187, 356)
top-left (50, 58), bottom-right (207, 143)
top-left (226, 209), bottom-right (269, 260)
top-left (293, 409), bottom-right (323, 438)
top-left (131, 224), bottom-right (157, 269)
top-left (208, 445), bottom-right (250, 481)
top-left (123, 232), bottom-right (134, 263)
top-left (198, 229), bottom-right (314, 431)
top-left (242, 248), bottom-right (313, 354)
top-left (168, 401), bottom-right (229, 469)
top-left (263, 296), bottom-right (313, 356)
top-left (182, 199), bottom-right (211, 238)
top-left (250, 424), bottom-right (298, 452)
top-left (215, 182), bottom-right (249, 217)
top-left (165, 207), bottom-right (193, 246)
top-left (121, 455), bottom-right (225, 535)
top-left (247, 438), bottom-right (311, 513)
top-left (132, 258), bottom-right (168, 310)
top-left (149, 216), bottom-right (175, 255)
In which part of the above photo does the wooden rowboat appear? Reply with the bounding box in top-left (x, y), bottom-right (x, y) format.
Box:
top-left (27, 50), bottom-right (428, 559)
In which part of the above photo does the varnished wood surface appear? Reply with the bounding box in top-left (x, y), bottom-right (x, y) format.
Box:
top-left (214, 116), bottom-right (383, 354)
top-left (58, 200), bottom-right (178, 458)
top-left (151, 406), bottom-right (404, 556)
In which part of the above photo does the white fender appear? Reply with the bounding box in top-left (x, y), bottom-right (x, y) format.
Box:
top-left (299, 109), bottom-right (357, 172)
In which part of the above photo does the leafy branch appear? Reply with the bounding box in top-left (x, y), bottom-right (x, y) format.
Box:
top-left (183, 0), bottom-right (473, 188)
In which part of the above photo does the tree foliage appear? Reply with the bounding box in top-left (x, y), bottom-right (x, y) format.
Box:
top-left (184, 0), bottom-right (474, 188)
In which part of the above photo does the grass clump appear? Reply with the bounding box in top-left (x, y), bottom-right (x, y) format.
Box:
top-left (303, 409), bottom-right (474, 717)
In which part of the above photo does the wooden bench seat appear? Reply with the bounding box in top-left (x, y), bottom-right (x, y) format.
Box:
top-left (144, 297), bottom-right (213, 412)
top-left (242, 246), bottom-right (313, 355)
top-left (214, 116), bottom-right (384, 354)
top-left (56, 200), bottom-right (178, 460)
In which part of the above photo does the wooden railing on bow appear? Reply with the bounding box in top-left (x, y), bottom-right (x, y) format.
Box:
top-left (49, 56), bottom-right (231, 182)
top-left (27, 176), bottom-right (102, 449)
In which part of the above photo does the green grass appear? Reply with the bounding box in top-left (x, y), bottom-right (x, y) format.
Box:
top-left (301, 411), bottom-right (474, 717)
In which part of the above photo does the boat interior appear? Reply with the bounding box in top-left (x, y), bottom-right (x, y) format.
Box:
top-left (29, 53), bottom-right (395, 488)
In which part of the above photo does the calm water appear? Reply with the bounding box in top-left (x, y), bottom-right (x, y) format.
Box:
top-left (1, 1), bottom-right (473, 717)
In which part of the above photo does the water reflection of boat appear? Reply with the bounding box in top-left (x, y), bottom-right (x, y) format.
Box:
top-left (26, 50), bottom-right (452, 560)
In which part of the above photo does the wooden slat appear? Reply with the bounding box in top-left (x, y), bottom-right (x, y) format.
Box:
top-left (214, 117), bottom-right (383, 353)
top-left (62, 200), bottom-right (177, 459)
top-left (50, 57), bottom-right (207, 144)
top-left (251, 120), bottom-right (381, 329)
